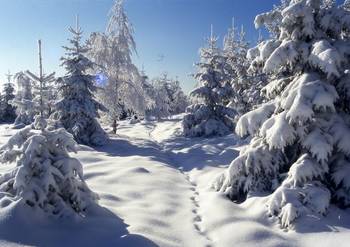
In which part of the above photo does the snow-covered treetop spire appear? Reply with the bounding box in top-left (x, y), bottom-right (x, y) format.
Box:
top-left (62, 15), bottom-right (86, 61)
top-left (75, 14), bottom-right (80, 33)
top-left (208, 24), bottom-right (218, 52)
top-left (239, 25), bottom-right (245, 41)
top-left (201, 25), bottom-right (220, 61)
top-left (61, 16), bottom-right (93, 76)
top-left (232, 17), bottom-right (235, 35)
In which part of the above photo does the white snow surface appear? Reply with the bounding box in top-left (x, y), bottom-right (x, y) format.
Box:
top-left (0, 115), bottom-right (349, 247)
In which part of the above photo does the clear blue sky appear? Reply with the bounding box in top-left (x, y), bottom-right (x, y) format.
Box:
top-left (0, 0), bottom-right (289, 92)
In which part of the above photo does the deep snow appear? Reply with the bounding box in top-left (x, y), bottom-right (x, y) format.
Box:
top-left (0, 115), bottom-right (349, 247)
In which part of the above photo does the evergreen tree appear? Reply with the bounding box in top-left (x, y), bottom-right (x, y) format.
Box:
top-left (240, 31), bottom-right (270, 113)
top-left (139, 69), bottom-right (156, 118)
top-left (168, 77), bottom-right (189, 115)
top-left (0, 72), bottom-right (16, 123)
top-left (224, 23), bottom-right (252, 116)
top-left (224, 21), bottom-right (267, 118)
top-left (183, 27), bottom-right (235, 137)
top-left (52, 17), bottom-right (107, 146)
top-left (214, 0), bottom-right (350, 228)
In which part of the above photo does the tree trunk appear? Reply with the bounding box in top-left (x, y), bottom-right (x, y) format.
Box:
top-left (112, 118), bottom-right (117, 134)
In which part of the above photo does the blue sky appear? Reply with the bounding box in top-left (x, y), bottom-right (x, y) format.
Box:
top-left (0, 0), bottom-right (283, 92)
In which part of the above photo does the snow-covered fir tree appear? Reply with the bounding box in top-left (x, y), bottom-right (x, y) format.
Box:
top-left (147, 74), bottom-right (172, 119)
top-left (0, 72), bottom-right (16, 123)
top-left (183, 27), bottom-right (235, 137)
top-left (0, 115), bottom-right (98, 217)
top-left (224, 21), bottom-right (267, 117)
top-left (240, 31), bottom-right (270, 112)
top-left (224, 23), bottom-right (252, 116)
top-left (139, 69), bottom-right (156, 118)
top-left (10, 72), bottom-right (35, 126)
top-left (52, 17), bottom-right (107, 146)
top-left (168, 77), bottom-right (189, 115)
top-left (214, 0), bottom-right (350, 228)
top-left (88, 0), bottom-right (147, 132)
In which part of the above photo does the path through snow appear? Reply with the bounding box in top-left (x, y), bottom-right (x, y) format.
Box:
top-left (86, 118), bottom-right (216, 247)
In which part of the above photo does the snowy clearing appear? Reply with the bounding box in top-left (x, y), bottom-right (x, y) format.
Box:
top-left (0, 116), bottom-right (349, 247)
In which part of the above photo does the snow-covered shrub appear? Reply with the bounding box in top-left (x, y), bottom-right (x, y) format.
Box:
top-left (52, 19), bottom-right (108, 146)
top-left (214, 0), bottom-right (350, 228)
top-left (0, 116), bottom-right (98, 217)
top-left (10, 72), bottom-right (36, 126)
top-left (147, 74), bottom-right (189, 119)
top-left (183, 29), bottom-right (235, 137)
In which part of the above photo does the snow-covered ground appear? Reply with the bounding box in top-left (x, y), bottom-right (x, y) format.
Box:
top-left (0, 116), bottom-right (349, 247)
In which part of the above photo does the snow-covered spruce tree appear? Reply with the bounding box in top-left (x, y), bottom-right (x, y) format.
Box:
top-left (0, 115), bottom-right (98, 217)
top-left (224, 21), bottom-right (267, 117)
top-left (52, 18), bottom-right (107, 146)
top-left (0, 72), bottom-right (16, 123)
top-left (10, 72), bottom-right (36, 126)
top-left (183, 28), bottom-right (235, 137)
top-left (240, 33), bottom-right (270, 112)
top-left (214, 0), bottom-right (350, 228)
top-left (224, 23), bottom-right (253, 117)
top-left (88, 0), bottom-right (147, 132)
top-left (139, 69), bottom-right (156, 119)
